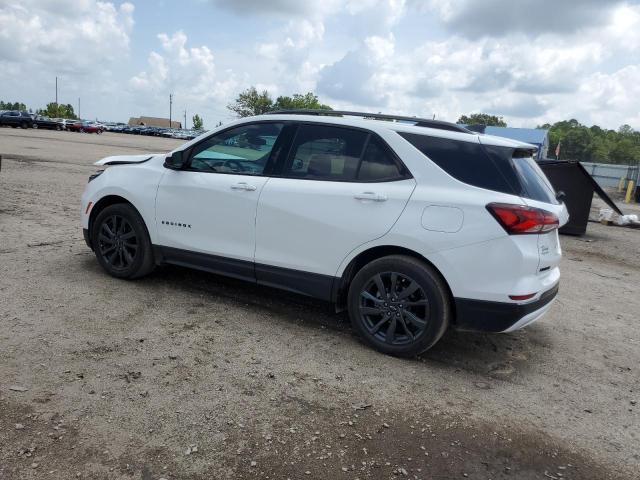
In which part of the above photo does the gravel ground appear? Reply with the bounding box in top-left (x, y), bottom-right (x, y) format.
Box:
top-left (0, 128), bottom-right (638, 480)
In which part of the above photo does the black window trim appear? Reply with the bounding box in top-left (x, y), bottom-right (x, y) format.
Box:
top-left (273, 120), bottom-right (413, 183)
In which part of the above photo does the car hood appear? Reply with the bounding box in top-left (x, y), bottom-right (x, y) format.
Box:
top-left (94, 154), bottom-right (163, 166)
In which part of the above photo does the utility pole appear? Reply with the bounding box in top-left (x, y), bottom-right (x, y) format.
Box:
top-left (169, 93), bottom-right (173, 127)
top-left (184, 109), bottom-right (187, 130)
top-left (78, 97), bottom-right (81, 119)
top-left (55, 76), bottom-right (58, 117)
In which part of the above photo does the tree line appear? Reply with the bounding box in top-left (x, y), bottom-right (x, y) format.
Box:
top-left (5, 92), bottom-right (639, 165)
top-left (1, 100), bottom-right (78, 119)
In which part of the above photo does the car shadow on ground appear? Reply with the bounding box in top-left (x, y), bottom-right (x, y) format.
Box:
top-left (80, 257), bottom-right (552, 380)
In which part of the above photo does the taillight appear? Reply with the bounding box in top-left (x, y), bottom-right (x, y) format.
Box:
top-left (487, 203), bottom-right (559, 234)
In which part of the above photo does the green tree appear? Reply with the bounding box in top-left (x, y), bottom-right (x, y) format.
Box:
top-left (227, 87), bottom-right (274, 117)
top-left (227, 87), bottom-right (333, 117)
top-left (38, 102), bottom-right (77, 119)
top-left (456, 113), bottom-right (507, 127)
top-left (542, 119), bottom-right (640, 164)
top-left (0, 100), bottom-right (28, 111)
top-left (272, 92), bottom-right (332, 111)
top-left (192, 113), bottom-right (204, 130)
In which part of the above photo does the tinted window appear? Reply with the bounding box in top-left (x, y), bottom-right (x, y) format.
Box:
top-left (357, 137), bottom-right (404, 181)
top-left (399, 132), bottom-right (519, 195)
top-left (285, 125), bottom-right (367, 181)
top-left (512, 155), bottom-right (559, 204)
top-left (189, 123), bottom-right (283, 175)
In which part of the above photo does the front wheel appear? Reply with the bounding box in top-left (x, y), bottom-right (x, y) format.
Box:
top-left (91, 203), bottom-right (155, 279)
top-left (347, 255), bottom-right (450, 357)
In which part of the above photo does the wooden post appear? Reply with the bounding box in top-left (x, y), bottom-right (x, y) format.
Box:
top-left (618, 177), bottom-right (626, 193)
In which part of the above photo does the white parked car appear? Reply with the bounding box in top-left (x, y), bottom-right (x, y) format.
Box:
top-left (81, 110), bottom-right (568, 356)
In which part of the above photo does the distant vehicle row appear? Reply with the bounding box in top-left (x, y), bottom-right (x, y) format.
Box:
top-left (0, 110), bottom-right (202, 139)
top-left (104, 124), bottom-right (201, 140)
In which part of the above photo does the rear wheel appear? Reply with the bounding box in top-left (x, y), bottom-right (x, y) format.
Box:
top-left (33, 123), bottom-right (38, 129)
top-left (91, 204), bottom-right (155, 279)
top-left (347, 255), bottom-right (450, 357)
top-left (20, 122), bottom-right (28, 129)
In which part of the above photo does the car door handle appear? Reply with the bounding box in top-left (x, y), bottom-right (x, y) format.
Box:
top-left (230, 182), bottom-right (257, 191)
top-left (354, 192), bottom-right (387, 202)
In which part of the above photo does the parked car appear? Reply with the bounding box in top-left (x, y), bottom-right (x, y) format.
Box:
top-left (68, 121), bottom-right (104, 134)
top-left (80, 110), bottom-right (568, 356)
top-left (0, 110), bottom-right (34, 128)
top-left (33, 116), bottom-right (63, 130)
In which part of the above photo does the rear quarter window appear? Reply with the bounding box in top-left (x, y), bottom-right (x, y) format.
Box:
top-left (399, 132), bottom-right (519, 195)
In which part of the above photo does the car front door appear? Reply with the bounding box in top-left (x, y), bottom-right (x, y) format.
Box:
top-left (155, 121), bottom-right (286, 280)
top-left (254, 123), bottom-right (416, 299)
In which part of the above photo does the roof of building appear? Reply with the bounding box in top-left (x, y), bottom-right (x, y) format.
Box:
top-left (467, 126), bottom-right (548, 145)
top-left (128, 116), bottom-right (181, 128)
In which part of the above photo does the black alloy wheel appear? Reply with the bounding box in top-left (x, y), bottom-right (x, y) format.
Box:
top-left (359, 272), bottom-right (429, 346)
top-left (348, 255), bottom-right (450, 357)
top-left (91, 203), bottom-right (155, 279)
top-left (97, 214), bottom-right (139, 272)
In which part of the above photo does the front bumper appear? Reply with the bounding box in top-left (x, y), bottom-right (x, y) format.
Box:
top-left (453, 283), bottom-right (559, 333)
top-left (83, 228), bottom-right (93, 250)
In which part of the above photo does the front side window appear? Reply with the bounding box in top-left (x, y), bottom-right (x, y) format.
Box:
top-left (189, 122), bottom-right (283, 175)
top-left (285, 125), bottom-right (368, 181)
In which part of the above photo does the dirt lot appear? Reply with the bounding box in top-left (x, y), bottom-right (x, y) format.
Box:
top-left (1, 128), bottom-right (638, 480)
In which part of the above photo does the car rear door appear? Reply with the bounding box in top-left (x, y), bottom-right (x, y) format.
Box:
top-left (254, 123), bottom-right (416, 299)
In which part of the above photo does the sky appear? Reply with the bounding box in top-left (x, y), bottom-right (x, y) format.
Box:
top-left (1, 0), bottom-right (639, 130)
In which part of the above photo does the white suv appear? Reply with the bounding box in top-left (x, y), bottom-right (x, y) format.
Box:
top-left (81, 110), bottom-right (568, 356)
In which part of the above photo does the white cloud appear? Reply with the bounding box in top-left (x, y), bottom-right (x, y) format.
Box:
top-left (0, 0), bottom-right (134, 73)
top-left (129, 31), bottom-right (239, 125)
top-left (2, 0), bottom-right (639, 128)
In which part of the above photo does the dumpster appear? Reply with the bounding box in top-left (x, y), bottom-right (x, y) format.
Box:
top-left (537, 160), bottom-right (623, 235)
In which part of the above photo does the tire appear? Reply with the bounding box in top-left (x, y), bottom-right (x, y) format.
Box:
top-left (20, 122), bottom-right (27, 129)
top-left (91, 203), bottom-right (155, 279)
top-left (33, 123), bottom-right (38, 129)
top-left (56, 125), bottom-right (62, 131)
top-left (347, 255), bottom-right (450, 357)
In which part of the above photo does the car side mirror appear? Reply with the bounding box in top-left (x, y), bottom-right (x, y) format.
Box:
top-left (164, 151), bottom-right (186, 170)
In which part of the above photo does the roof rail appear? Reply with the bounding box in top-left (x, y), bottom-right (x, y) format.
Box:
top-left (265, 109), bottom-right (472, 134)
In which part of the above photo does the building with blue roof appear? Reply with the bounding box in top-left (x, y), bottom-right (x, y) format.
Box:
top-left (461, 125), bottom-right (550, 160)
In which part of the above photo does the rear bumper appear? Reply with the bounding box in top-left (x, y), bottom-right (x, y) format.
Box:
top-left (454, 283), bottom-right (559, 333)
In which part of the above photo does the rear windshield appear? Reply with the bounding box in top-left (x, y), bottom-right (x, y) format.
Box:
top-left (399, 132), bottom-right (558, 204)
top-left (511, 155), bottom-right (559, 204)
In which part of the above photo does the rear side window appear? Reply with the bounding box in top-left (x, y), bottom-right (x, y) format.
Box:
top-left (284, 124), bottom-right (409, 182)
top-left (357, 137), bottom-right (404, 181)
top-left (286, 125), bottom-right (366, 181)
top-left (400, 132), bottom-right (518, 195)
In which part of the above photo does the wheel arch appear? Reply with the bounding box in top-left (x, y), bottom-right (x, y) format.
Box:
top-left (333, 245), bottom-right (455, 321)
top-left (88, 195), bottom-right (147, 243)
